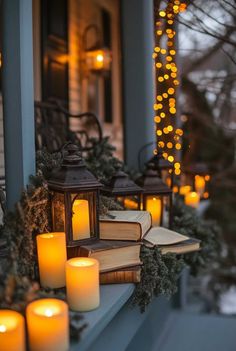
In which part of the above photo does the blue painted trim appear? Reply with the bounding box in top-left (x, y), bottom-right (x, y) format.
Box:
top-left (71, 284), bottom-right (135, 351)
top-left (2, 0), bottom-right (35, 209)
top-left (121, 0), bottom-right (155, 170)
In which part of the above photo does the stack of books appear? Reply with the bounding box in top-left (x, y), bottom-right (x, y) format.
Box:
top-left (76, 211), bottom-right (200, 285)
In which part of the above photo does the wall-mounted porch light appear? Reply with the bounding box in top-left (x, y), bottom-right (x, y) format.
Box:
top-left (83, 24), bottom-right (112, 74)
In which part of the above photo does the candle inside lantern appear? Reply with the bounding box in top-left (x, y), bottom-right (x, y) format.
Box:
top-left (72, 199), bottom-right (90, 240)
top-left (195, 175), bottom-right (205, 197)
top-left (66, 257), bottom-right (100, 312)
top-left (124, 198), bottom-right (139, 210)
top-left (185, 191), bottom-right (200, 208)
top-left (146, 196), bottom-right (162, 226)
top-left (36, 232), bottom-right (67, 288)
top-left (26, 298), bottom-right (69, 351)
top-left (179, 185), bottom-right (192, 196)
top-left (0, 310), bottom-right (25, 351)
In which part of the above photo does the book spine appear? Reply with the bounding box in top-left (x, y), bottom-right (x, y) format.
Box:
top-left (67, 246), bottom-right (90, 259)
top-left (100, 269), bottom-right (141, 284)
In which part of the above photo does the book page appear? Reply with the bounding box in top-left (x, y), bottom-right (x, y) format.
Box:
top-left (100, 211), bottom-right (151, 236)
top-left (145, 227), bottom-right (189, 246)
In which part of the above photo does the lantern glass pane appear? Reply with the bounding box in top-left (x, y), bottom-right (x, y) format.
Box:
top-left (52, 192), bottom-right (65, 232)
top-left (145, 195), bottom-right (162, 226)
top-left (71, 192), bottom-right (96, 241)
top-left (162, 196), bottom-right (170, 227)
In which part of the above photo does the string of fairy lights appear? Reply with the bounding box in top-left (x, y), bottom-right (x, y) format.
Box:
top-left (153, 0), bottom-right (187, 176)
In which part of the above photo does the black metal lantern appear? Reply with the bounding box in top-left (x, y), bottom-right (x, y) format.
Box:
top-left (136, 163), bottom-right (173, 228)
top-left (147, 151), bottom-right (174, 188)
top-left (102, 170), bottom-right (143, 210)
top-left (183, 162), bottom-right (210, 198)
top-left (47, 143), bottom-right (102, 249)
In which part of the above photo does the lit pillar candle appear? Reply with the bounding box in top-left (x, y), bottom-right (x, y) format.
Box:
top-left (72, 199), bottom-right (90, 240)
top-left (0, 310), bottom-right (25, 351)
top-left (195, 175), bottom-right (205, 197)
top-left (185, 191), bottom-right (200, 208)
top-left (26, 298), bottom-right (69, 351)
top-left (36, 233), bottom-right (67, 288)
top-left (146, 196), bottom-right (162, 226)
top-left (179, 185), bottom-right (192, 196)
top-left (66, 257), bottom-right (100, 312)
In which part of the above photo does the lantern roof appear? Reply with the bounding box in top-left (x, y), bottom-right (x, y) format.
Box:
top-left (136, 163), bottom-right (172, 195)
top-left (47, 143), bottom-right (102, 191)
top-left (148, 152), bottom-right (174, 171)
top-left (102, 170), bottom-right (143, 196)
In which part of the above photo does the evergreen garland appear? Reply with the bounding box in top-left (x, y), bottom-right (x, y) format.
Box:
top-left (172, 198), bottom-right (222, 276)
top-left (0, 140), bottom-right (222, 328)
top-left (132, 246), bottom-right (185, 312)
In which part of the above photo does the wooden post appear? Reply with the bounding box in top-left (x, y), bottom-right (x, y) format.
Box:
top-left (2, 0), bottom-right (35, 209)
top-left (121, 0), bottom-right (155, 170)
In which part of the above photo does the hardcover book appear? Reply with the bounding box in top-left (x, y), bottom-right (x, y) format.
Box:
top-left (99, 211), bottom-right (152, 241)
top-left (74, 240), bottom-right (141, 273)
top-left (100, 266), bottom-right (141, 284)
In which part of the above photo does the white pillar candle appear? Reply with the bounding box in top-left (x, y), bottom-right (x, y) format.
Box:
top-left (146, 196), bottom-right (162, 226)
top-left (0, 310), bottom-right (25, 351)
top-left (36, 233), bottom-right (67, 288)
top-left (72, 199), bottom-right (90, 240)
top-left (185, 191), bottom-right (200, 208)
top-left (66, 257), bottom-right (100, 312)
top-left (26, 298), bottom-right (69, 351)
top-left (195, 175), bottom-right (205, 197)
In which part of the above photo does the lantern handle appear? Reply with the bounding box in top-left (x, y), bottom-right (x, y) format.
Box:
top-left (61, 142), bottom-right (83, 164)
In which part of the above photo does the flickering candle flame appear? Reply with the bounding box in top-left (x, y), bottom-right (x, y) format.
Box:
top-left (0, 310), bottom-right (26, 351)
top-left (26, 299), bottom-right (69, 351)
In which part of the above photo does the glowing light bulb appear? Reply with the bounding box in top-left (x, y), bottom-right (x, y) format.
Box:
top-left (96, 54), bottom-right (104, 62)
top-left (157, 30), bottom-right (162, 35)
top-left (159, 11), bottom-right (166, 17)
top-left (154, 116), bottom-right (161, 123)
top-left (175, 169), bottom-right (181, 175)
top-left (156, 130), bottom-right (163, 136)
top-left (154, 47), bottom-right (160, 52)
top-left (167, 125), bottom-right (173, 132)
top-left (175, 143), bottom-right (182, 150)
top-left (158, 77), bottom-right (164, 82)
top-left (152, 53), bottom-right (158, 59)
top-left (0, 325), bottom-right (7, 333)
top-left (160, 112), bottom-right (165, 118)
top-left (166, 56), bottom-right (173, 62)
top-left (170, 107), bottom-right (176, 114)
top-left (168, 156), bottom-right (174, 162)
top-left (157, 95), bottom-right (163, 101)
top-left (174, 162), bottom-right (180, 169)
top-left (163, 93), bottom-right (168, 98)
top-left (164, 74), bottom-right (169, 79)
top-left (167, 142), bottom-right (173, 149)
top-left (156, 62), bottom-right (162, 68)
top-left (161, 49), bottom-right (167, 54)
top-left (168, 88), bottom-right (175, 95)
